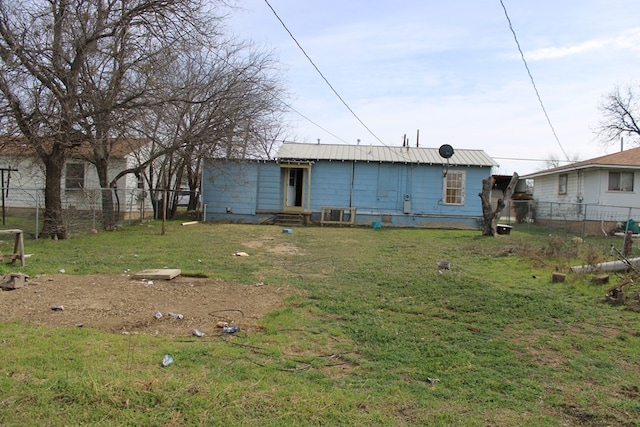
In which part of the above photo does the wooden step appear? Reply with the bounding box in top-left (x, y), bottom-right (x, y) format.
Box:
top-left (274, 213), bottom-right (304, 226)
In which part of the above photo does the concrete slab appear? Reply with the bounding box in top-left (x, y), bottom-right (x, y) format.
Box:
top-left (132, 269), bottom-right (181, 280)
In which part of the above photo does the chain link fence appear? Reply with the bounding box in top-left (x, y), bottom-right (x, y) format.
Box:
top-left (502, 199), bottom-right (640, 237)
top-left (0, 187), bottom-right (156, 239)
top-left (500, 200), bottom-right (640, 252)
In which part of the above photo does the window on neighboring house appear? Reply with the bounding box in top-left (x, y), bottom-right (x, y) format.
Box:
top-left (65, 163), bottom-right (85, 189)
top-left (443, 170), bottom-right (465, 205)
top-left (608, 171), bottom-right (634, 192)
top-left (137, 174), bottom-right (145, 189)
top-left (558, 174), bottom-right (568, 194)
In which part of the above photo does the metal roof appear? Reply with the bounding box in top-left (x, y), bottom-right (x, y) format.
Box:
top-left (276, 143), bottom-right (498, 167)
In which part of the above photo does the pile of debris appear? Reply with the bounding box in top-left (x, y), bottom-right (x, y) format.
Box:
top-left (0, 272), bottom-right (29, 290)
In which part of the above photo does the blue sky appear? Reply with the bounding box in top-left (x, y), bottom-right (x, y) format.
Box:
top-left (228, 0), bottom-right (640, 175)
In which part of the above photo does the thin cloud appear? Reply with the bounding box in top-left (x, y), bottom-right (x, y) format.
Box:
top-left (526, 28), bottom-right (640, 60)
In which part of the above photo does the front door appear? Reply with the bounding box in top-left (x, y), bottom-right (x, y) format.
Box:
top-left (285, 168), bottom-right (304, 208)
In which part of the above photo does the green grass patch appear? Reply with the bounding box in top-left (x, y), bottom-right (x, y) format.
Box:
top-left (0, 222), bottom-right (639, 425)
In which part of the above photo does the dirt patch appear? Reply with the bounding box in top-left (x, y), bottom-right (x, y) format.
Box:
top-left (0, 273), bottom-right (291, 336)
top-left (243, 237), bottom-right (304, 255)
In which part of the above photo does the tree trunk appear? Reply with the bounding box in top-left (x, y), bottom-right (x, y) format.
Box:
top-left (94, 154), bottom-right (117, 231)
top-left (100, 187), bottom-right (116, 231)
top-left (479, 173), bottom-right (519, 236)
top-left (40, 146), bottom-right (67, 239)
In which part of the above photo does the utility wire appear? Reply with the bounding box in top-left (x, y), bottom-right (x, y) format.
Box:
top-left (262, 0), bottom-right (385, 146)
top-left (205, 44), bottom-right (352, 148)
top-left (281, 102), bottom-right (351, 144)
top-left (499, 0), bottom-right (570, 162)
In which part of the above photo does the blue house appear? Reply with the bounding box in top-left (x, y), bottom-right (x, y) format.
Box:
top-left (202, 142), bottom-right (498, 228)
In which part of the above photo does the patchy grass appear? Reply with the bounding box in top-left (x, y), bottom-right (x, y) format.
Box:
top-left (0, 221), bottom-right (639, 426)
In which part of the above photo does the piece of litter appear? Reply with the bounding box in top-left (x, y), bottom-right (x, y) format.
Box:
top-left (153, 311), bottom-right (162, 319)
top-left (436, 261), bottom-right (450, 270)
top-left (234, 251), bottom-right (249, 257)
top-left (427, 377), bottom-right (440, 384)
top-left (50, 305), bottom-right (64, 311)
top-left (223, 325), bottom-right (240, 334)
top-left (255, 282), bottom-right (264, 287)
top-left (216, 321), bottom-right (229, 328)
top-left (161, 354), bottom-right (174, 367)
top-left (167, 312), bottom-right (184, 319)
top-left (59, 269), bottom-right (65, 274)
top-left (192, 329), bottom-right (205, 337)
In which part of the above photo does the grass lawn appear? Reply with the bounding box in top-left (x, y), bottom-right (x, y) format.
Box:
top-left (0, 221), bottom-right (639, 426)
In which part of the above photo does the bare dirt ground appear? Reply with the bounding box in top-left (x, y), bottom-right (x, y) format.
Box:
top-left (0, 273), bottom-right (291, 337)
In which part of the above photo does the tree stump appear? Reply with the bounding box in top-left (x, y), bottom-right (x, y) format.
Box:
top-left (590, 275), bottom-right (609, 285)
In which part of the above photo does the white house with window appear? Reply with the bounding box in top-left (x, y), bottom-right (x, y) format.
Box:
top-left (0, 139), bottom-right (153, 220)
top-left (521, 146), bottom-right (640, 227)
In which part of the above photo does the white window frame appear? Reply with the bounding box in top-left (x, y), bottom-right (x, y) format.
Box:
top-left (558, 173), bottom-right (568, 195)
top-left (608, 171), bottom-right (634, 192)
top-left (442, 170), bottom-right (465, 205)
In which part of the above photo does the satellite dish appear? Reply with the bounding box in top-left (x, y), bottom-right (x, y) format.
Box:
top-left (438, 144), bottom-right (454, 159)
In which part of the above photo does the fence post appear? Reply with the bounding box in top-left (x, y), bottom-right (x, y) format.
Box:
top-left (35, 190), bottom-right (40, 240)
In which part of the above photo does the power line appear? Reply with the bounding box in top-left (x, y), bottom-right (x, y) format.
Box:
top-left (493, 156), bottom-right (573, 163)
top-left (262, 0), bottom-right (385, 146)
top-left (499, 0), bottom-right (570, 162)
top-left (280, 102), bottom-right (351, 144)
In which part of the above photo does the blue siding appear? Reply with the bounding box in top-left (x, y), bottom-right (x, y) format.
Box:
top-left (256, 164), bottom-right (282, 210)
top-left (202, 158), bottom-right (492, 229)
top-left (309, 162), bottom-right (352, 208)
top-left (202, 161), bottom-right (280, 222)
top-left (202, 161), bottom-right (256, 214)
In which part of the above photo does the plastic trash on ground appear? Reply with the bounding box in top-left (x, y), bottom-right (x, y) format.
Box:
top-left (161, 354), bottom-right (174, 367)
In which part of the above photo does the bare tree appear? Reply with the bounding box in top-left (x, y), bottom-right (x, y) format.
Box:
top-left (545, 154), bottom-right (561, 169)
top-left (0, 0), bottom-right (210, 235)
top-left (478, 173), bottom-right (519, 236)
top-left (72, 0), bottom-right (225, 230)
top-left (0, 0), bottom-right (101, 238)
top-left (544, 152), bottom-right (581, 170)
top-left (130, 42), bottom-right (288, 219)
top-left (0, 0), bottom-right (288, 233)
top-left (597, 84), bottom-right (640, 148)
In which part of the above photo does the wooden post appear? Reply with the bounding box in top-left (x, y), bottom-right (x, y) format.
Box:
top-left (623, 231), bottom-right (633, 257)
top-left (0, 229), bottom-right (25, 266)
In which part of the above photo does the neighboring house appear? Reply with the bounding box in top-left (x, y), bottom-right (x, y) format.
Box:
top-left (521, 147), bottom-right (640, 233)
top-left (202, 142), bottom-right (498, 229)
top-left (0, 138), bottom-right (153, 220)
